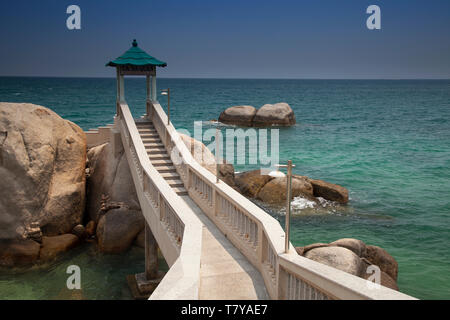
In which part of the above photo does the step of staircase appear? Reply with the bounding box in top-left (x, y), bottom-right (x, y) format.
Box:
top-left (149, 154), bottom-right (171, 160)
top-left (142, 138), bottom-right (161, 143)
top-left (155, 165), bottom-right (177, 173)
top-left (161, 171), bottom-right (181, 179)
top-left (173, 187), bottom-right (188, 196)
top-left (151, 159), bottom-right (173, 166)
top-left (144, 143), bottom-right (165, 148)
top-left (167, 179), bottom-right (184, 188)
top-left (136, 120), bottom-right (187, 197)
top-left (147, 148), bottom-right (167, 154)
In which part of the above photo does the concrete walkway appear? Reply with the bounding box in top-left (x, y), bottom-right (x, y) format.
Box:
top-left (180, 196), bottom-right (268, 300)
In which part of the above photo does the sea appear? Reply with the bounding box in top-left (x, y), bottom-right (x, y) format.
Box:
top-left (0, 77), bottom-right (449, 300)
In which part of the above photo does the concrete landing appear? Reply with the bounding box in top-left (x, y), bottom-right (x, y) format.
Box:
top-left (180, 196), bottom-right (269, 300)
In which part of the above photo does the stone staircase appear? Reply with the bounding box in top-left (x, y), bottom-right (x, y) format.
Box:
top-left (136, 121), bottom-right (188, 196)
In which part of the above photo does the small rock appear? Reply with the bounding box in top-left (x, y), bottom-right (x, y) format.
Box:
top-left (39, 234), bottom-right (79, 261)
top-left (72, 224), bottom-right (87, 240)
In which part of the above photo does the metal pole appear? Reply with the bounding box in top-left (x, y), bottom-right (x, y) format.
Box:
top-left (285, 160), bottom-right (293, 253)
top-left (167, 88), bottom-right (170, 125)
top-left (216, 128), bottom-right (220, 183)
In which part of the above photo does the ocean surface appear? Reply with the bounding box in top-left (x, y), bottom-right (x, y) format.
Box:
top-left (1, 77), bottom-right (449, 300)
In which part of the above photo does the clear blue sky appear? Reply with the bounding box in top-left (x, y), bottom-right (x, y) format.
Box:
top-left (0, 0), bottom-right (449, 78)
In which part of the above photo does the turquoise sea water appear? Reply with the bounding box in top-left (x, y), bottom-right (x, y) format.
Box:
top-left (1, 77), bottom-right (449, 299)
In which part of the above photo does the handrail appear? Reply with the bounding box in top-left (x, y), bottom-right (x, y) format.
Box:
top-left (117, 102), bottom-right (203, 300)
top-left (149, 101), bottom-right (417, 300)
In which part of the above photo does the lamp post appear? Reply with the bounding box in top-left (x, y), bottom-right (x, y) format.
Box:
top-left (161, 88), bottom-right (170, 125)
top-left (215, 128), bottom-right (220, 183)
top-left (269, 160), bottom-right (296, 253)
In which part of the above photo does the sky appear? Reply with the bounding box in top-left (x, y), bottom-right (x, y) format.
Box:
top-left (0, 0), bottom-right (449, 79)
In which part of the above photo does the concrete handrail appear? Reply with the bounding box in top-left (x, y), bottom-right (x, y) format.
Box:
top-left (117, 102), bottom-right (203, 300)
top-left (149, 101), bottom-right (416, 300)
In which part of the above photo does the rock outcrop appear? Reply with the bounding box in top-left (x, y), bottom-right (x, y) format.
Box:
top-left (296, 238), bottom-right (399, 290)
top-left (235, 169), bottom-right (348, 205)
top-left (257, 175), bottom-right (314, 204)
top-left (218, 105), bottom-right (256, 127)
top-left (219, 103), bottom-right (295, 127)
top-left (0, 103), bottom-right (86, 239)
top-left (253, 103), bottom-right (296, 127)
top-left (86, 142), bottom-right (140, 222)
top-left (235, 169), bottom-right (273, 198)
top-left (86, 142), bottom-right (144, 253)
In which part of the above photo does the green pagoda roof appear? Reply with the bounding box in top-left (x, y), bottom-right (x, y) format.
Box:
top-left (106, 39), bottom-right (167, 67)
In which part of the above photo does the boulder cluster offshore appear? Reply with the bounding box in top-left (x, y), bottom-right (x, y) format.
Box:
top-left (234, 169), bottom-right (349, 205)
top-left (296, 238), bottom-right (399, 291)
top-left (218, 102), bottom-right (296, 127)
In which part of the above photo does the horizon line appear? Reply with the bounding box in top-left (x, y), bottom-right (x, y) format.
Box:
top-left (1, 75), bottom-right (450, 81)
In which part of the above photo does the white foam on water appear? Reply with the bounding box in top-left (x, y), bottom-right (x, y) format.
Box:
top-left (291, 196), bottom-right (316, 210)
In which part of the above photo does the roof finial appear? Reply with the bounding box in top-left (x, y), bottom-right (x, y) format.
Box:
top-left (132, 39), bottom-right (138, 47)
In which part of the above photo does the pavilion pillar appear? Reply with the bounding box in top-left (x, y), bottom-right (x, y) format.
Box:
top-left (151, 75), bottom-right (157, 102)
top-left (146, 75), bottom-right (151, 118)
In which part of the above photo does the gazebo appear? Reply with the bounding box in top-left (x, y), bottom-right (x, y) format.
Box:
top-left (106, 39), bottom-right (167, 115)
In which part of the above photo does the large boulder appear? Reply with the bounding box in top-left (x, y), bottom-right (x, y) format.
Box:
top-left (296, 238), bottom-right (400, 291)
top-left (304, 246), bottom-right (364, 276)
top-left (179, 133), bottom-right (236, 187)
top-left (0, 239), bottom-right (41, 267)
top-left (0, 103), bottom-right (86, 239)
top-left (235, 169), bottom-right (273, 198)
top-left (86, 142), bottom-right (140, 222)
top-left (309, 179), bottom-right (349, 204)
top-left (96, 207), bottom-right (145, 254)
top-left (218, 105), bottom-right (256, 127)
top-left (257, 175), bottom-right (314, 204)
top-left (364, 245), bottom-right (398, 281)
top-left (253, 103), bottom-right (296, 127)
top-left (39, 234), bottom-right (79, 261)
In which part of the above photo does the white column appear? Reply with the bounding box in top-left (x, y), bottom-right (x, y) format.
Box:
top-left (151, 75), bottom-right (157, 102)
top-left (146, 75), bottom-right (151, 118)
top-left (119, 75), bottom-right (125, 102)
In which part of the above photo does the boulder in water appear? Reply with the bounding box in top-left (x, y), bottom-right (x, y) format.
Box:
top-left (218, 105), bottom-right (256, 127)
top-left (252, 102), bottom-right (296, 127)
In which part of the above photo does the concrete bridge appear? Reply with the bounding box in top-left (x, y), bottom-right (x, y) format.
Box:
top-left (86, 100), bottom-right (416, 300)
top-left (84, 40), bottom-right (416, 300)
